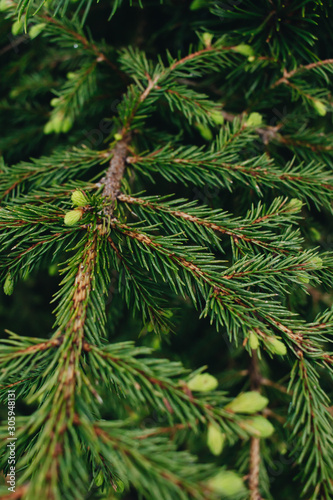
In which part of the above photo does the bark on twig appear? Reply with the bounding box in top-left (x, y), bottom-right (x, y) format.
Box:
top-left (249, 437), bottom-right (262, 500)
top-left (248, 350), bottom-right (263, 500)
top-left (102, 135), bottom-right (131, 215)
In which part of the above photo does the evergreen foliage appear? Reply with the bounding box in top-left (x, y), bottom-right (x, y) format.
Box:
top-left (0, 1), bottom-right (333, 499)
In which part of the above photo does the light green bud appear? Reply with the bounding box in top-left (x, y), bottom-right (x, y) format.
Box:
top-left (29, 23), bottom-right (45, 39)
top-left (12, 19), bottom-right (24, 36)
top-left (307, 255), bottom-right (323, 270)
top-left (152, 337), bottom-right (161, 350)
top-left (285, 198), bottom-right (303, 212)
top-left (309, 227), bottom-right (321, 242)
top-left (207, 470), bottom-right (246, 497)
top-left (9, 89), bottom-right (20, 99)
top-left (240, 416), bottom-right (275, 438)
top-left (195, 123), bottom-right (213, 141)
top-left (225, 391), bottom-right (268, 414)
top-left (207, 423), bottom-right (225, 456)
top-left (312, 99), bottom-right (326, 117)
top-left (0, 0), bottom-right (11, 11)
top-left (210, 110), bottom-right (224, 125)
top-left (189, 0), bottom-right (209, 10)
top-left (48, 264), bottom-right (58, 276)
top-left (249, 332), bottom-right (259, 350)
top-left (43, 120), bottom-right (54, 135)
top-left (188, 373), bottom-right (218, 392)
top-left (50, 112), bottom-right (64, 134)
top-left (246, 112), bottom-right (263, 127)
top-left (61, 116), bottom-right (73, 133)
top-left (114, 133), bottom-right (123, 141)
top-left (66, 72), bottom-right (77, 80)
top-left (94, 471), bottom-right (104, 487)
top-left (248, 55), bottom-right (256, 62)
top-left (50, 98), bottom-right (60, 107)
top-left (266, 337), bottom-right (287, 356)
top-left (115, 478), bottom-right (124, 493)
top-left (233, 44), bottom-right (255, 57)
top-left (299, 275), bottom-right (310, 284)
top-left (202, 32), bottom-right (213, 48)
top-left (71, 190), bottom-right (88, 207)
top-left (3, 273), bottom-right (14, 296)
top-left (64, 209), bottom-right (83, 226)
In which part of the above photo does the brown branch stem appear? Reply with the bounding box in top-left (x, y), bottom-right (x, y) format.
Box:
top-left (248, 350), bottom-right (262, 500)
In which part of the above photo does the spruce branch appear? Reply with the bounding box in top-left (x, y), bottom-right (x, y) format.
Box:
top-left (248, 352), bottom-right (263, 500)
top-left (117, 194), bottom-right (303, 255)
top-left (1, 2), bottom-right (333, 498)
top-left (101, 135), bottom-right (131, 214)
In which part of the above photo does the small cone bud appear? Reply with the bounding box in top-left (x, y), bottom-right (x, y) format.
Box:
top-left (207, 423), bottom-right (225, 456)
top-left (312, 99), bottom-right (326, 117)
top-left (64, 209), bottom-right (83, 226)
top-left (71, 190), bottom-right (88, 207)
top-left (225, 391), bottom-right (268, 414)
top-left (188, 373), bottom-right (218, 392)
top-left (189, 0), bottom-right (208, 10)
top-left (233, 44), bottom-right (255, 57)
top-left (94, 471), bottom-right (103, 487)
top-left (29, 23), bottom-right (45, 39)
top-left (51, 112), bottom-right (64, 134)
top-left (114, 133), bottom-right (123, 141)
top-left (266, 337), bottom-right (287, 356)
top-left (202, 32), bottom-right (213, 48)
top-left (207, 470), bottom-right (246, 496)
top-left (3, 274), bottom-right (14, 295)
top-left (0, 0), bottom-right (11, 12)
top-left (249, 332), bottom-right (259, 349)
top-left (240, 416), bottom-right (275, 438)
top-left (285, 198), bottom-right (302, 212)
top-left (50, 98), bottom-right (60, 107)
top-left (12, 19), bottom-right (24, 36)
top-left (309, 227), bottom-right (321, 242)
top-left (210, 110), bottom-right (224, 125)
top-left (43, 121), bottom-right (54, 135)
top-left (246, 112), bottom-right (263, 127)
top-left (307, 255), bottom-right (323, 270)
top-left (61, 116), bottom-right (73, 133)
top-left (195, 123), bottom-right (213, 141)
top-left (115, 478), bottom-right (124, 493)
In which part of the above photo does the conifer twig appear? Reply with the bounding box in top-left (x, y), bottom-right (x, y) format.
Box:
top-left (248, 351), bottom-right (262, 500)
top-left (102, 135), bottom-right (131, 215)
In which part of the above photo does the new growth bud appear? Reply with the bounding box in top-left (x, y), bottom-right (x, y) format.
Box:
top-left (3, 273), bottom-right (14, 296)
top-left (225, 391), bottom-right (268, 414)
top-left (240, 416), bottom-right (275, 438)
top-left (187, 373), bottom-right (218, 392)
top-left (210, 110), bottom-right (224, 125)
top-left (312, 99), bottom-right (327, 117)
top-left (64, 209), bottom-right (83, 226)
top-left (266, 337), bottom-right (287, 356)
top-left (207, 470), bottom-right (246, 497)
top-left (233, 44), bottom-right (255, 57)
top-left (207, 423), bottom-right (225, 456)
top-left (29, 23), bottom-right (46, 39)
top-left (286, 198), bottom-right (303, 212)
top-left (249, 332), bottom-right (259, 349)
top-left (71, 190), bottom-right (88, 207)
